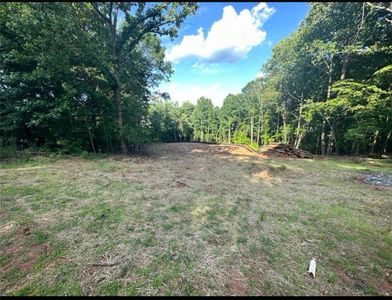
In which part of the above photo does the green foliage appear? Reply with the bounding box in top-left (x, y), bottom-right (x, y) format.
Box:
top-left (80, 151), bottom-right (92, 160)
top-left (259, 210), bottom-right (267, 222)
top-left (1, 2), bottom-right (391, 155)
top-left (0, 143), bottom-right (17, 159)
top-left (191, 97), bottom-right (216, 142)
top-left (232, 129), bottom-right (250, 145)
top-left (98, 282), bottom-right (123, 296)
top-left (0, 3), bottom-right (197, 154)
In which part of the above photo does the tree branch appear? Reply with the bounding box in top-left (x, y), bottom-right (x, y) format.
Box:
top-left (366, 2), bottom-right (392, 23)
top-left (92, 3), bottom-right (111, 26)
top-left (282, 85), bottom-right (302, 102)
top-left (365, 2), bottom-right (392, 13)
top-left (109, 1), bottom-right (113, 25)
top-left (138, 2), bottom-right (171, 23)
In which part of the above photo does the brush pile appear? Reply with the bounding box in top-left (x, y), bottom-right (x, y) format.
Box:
top-left (260, 143), bottom-right (313, 158)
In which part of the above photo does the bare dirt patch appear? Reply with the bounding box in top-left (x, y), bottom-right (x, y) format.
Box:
top-left (142, 142), bottom-right (258, 158)
top-left (378, 279), bottom-right (392, 295)
top-left (176, 182), bottom-right (189, 188)
top-left (336, 267), bottom-right (356, 285)
top-left (0, 232), bottom-right (47, 273)
top-left (255, 169), bottom-right (273, 179)
top-left (226, 268), bottom-right (247, 296)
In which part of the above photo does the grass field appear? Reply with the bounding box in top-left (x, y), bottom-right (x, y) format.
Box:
top-left (1, 143), bottom-right (391, 296)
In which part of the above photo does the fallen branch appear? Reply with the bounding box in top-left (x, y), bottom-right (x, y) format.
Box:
top-left (88, 262), bottom-right (120, 267)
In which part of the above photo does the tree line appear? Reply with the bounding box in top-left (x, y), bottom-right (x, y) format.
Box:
top-left (149, 2), bottom-right (392, 156)
top-left (1, 2), bottom-right (391, 156)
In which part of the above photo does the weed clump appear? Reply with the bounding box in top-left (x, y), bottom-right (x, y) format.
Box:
top-left (259, 210), bottom-right (267, 222)
top-left (81, 151), bottom-right (93, 160)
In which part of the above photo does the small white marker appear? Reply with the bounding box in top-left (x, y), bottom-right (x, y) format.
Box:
top-left (308, 257), bottom-right (317, 278)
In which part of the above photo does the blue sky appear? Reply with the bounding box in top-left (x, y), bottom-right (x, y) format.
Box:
top-left (158, 2), bottom-right (310, 107)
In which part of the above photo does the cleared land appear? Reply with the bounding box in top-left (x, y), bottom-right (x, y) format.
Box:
top-left (0, 143), bottom-right (391, 296)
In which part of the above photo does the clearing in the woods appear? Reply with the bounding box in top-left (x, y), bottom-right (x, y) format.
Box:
top-left (0, 143), bottom-right (391, 296)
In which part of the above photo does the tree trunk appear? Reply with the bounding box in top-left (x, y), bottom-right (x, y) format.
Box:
top-left (228, 123), bottom-right (231, 143)
top-left (261, 111), bottom-right (265, 145)
top-left (327, 132), bottom-right (333, 155)
top-left (282, 114), bottom-right (288, 144)
top-left (327, 70), bottom-right (333, 100)
top-left (115, 84), bottom-right (127, 154)
top-left (322, 54), bottom-right (334, 155)
top-left (330, 119), bottom-right (338, 154)
top-left (103, 120), bottom-right (110, 153)
top-left (351, 140), bottom-right (356, 155)
top-left (256, 116), bottom-right (261, 145)
top-left (108, 8), bottom-right (127, 154)
top-left (326, 120), bottom-right (336, 155)
top-left (172, 124), bottom-right (177, 141)
top-left (109, 134), bottom-right (113, 152)
top-left (371, 130), bottom-right (379, 154)
top-left (250, 115), bottom-right (254, 145)
top-left (381, 130), bottom-right (391, 154)
top-left (340, 53), bottom-right (349, 80)
top-left (294, 102), bottom-right (303, 149)
top-left (321, 118), bottom-right (326, 155)
top-left (327, 54), bottom-right (334, 100)
top-left (207, 120), bottom-right (210, 142)
top-left (276, 111), bottom-right (280, 136)
top-left (296, 133), bottom-right (304, 150)
top-left (87, 127), bottom-right (97, 153)
top-left (87, 124), bottom-right (96, 154)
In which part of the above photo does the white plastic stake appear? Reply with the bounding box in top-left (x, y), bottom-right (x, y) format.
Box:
top-left (308, 258), bottom-right (317, 278)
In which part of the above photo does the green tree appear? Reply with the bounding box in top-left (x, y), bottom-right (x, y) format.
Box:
top-left (191, 97), bottom-right (215, 142)
top-left (77, 2), bottom-right (197, 153)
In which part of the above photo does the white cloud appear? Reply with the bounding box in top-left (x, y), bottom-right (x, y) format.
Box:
top-left (165, 2), bottom-right (275, 63)
top-left (159, 82), bottom-right (242, 107)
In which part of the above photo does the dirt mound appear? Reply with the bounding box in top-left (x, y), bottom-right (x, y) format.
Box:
top-left (259, 143), bottom-right (313, 158)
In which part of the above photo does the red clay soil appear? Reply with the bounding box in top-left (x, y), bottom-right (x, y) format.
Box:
top-left (226, 268), bottom-right (247, 296)
top-left (0, 231), bottom-right (47, 273)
